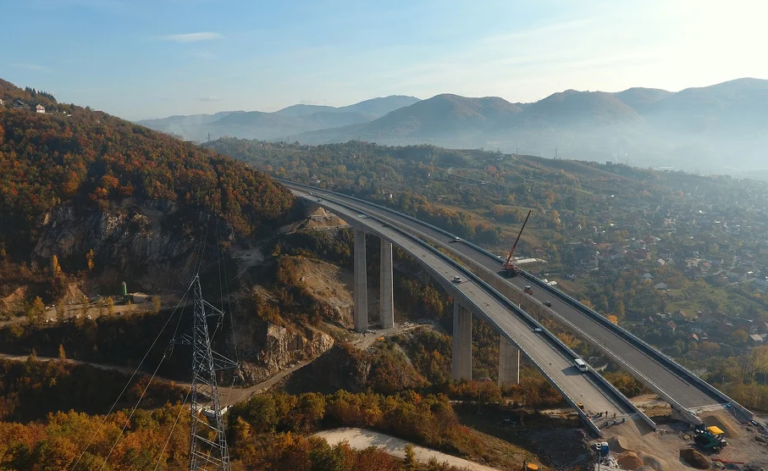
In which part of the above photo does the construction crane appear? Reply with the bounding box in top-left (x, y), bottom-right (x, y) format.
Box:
top-left (502, 209), bottom-right (532, 277)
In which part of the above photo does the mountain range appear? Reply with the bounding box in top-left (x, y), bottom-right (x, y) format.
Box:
top-left (137, 95), bottom-right (419, 142)
top-left (139, 78), bottom-right (768, 171)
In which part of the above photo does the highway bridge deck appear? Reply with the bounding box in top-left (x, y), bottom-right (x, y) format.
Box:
top-left (291, 188), bottom-right (635, 421)
top-left (285, 182), bottom-right (725, 411)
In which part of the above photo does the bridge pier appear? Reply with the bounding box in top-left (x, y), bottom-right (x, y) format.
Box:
top-left (498, 337), bottom-right (520, 386)
top-left (452, 302), bottom-right (472, 381)
top-left (354, 230), bottom-right (368, 332)
top-left (379, 240), bottom-right (395, 329)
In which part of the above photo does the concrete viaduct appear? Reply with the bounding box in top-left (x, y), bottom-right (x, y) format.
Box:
top-left (281, 180), bottom-right (756, 428)
top-left (289, 186), bottom-right (653, 436)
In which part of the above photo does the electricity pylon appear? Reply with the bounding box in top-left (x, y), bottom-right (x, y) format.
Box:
top-left (175, 275), bottom-right (237, 471)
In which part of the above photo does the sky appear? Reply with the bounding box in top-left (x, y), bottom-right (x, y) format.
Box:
top-left (2, 0), bottom-right (767, 120)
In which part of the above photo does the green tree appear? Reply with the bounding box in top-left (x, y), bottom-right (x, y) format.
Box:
top-left (731, 329), bottom-right (749, 346)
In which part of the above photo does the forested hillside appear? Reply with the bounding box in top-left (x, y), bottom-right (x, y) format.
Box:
top-left (208, 137), bottom-right (768, 413)
top-left (0, 79), bottom-right (297, 260)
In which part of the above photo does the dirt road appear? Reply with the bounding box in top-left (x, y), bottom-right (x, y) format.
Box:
top-left (315, 427), bottom-right (501, 471)
top-left (0, 352), bottom-right (310, 407)
top-left (352, 322), bottom-right (425, 350)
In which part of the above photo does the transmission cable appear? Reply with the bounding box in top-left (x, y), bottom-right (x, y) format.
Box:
top-left (97, 352), bottom-right (169, 471)
top-left (68, 282), bottom-right (193, 471)
top-left (150, 388), bottom-right (193, 471)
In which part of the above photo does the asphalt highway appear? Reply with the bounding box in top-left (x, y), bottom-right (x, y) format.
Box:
top-left (286, 183), bottom-right (723, 410)
top-left (291, 188), bottom-right (635, 417)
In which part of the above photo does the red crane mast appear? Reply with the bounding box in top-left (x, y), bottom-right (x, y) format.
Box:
top-left (502, 209), bottom-right (532, 277)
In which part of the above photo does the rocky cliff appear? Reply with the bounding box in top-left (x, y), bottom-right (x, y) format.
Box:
top-left (237, 323), bottom-right (335, 384)
top-left (32, 200), bottom-right (226, 292)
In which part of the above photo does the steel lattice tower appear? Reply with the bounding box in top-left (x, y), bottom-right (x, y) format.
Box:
top-left (179, 275), bottom-right (237, 471)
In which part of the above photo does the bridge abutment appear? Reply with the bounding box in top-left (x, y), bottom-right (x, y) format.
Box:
top-left (452, 302), bottom-right (472, 380)
top-left (379, 240), bottom-right (395, 329)
top-left (354, 230), bottom-right (368, 332)
top-left (498, 337), bottom-right (520, 386)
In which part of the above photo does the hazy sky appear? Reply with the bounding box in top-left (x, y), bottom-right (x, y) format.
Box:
top-left (2, 0), bottom-right (766, 120)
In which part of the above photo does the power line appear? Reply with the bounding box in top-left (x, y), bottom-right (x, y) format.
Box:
top-left (151, 389), bottom-right (193, 471)
top-left (69, 284), bottom-right (193, 471)
top-left (98, 352), bottom-right (169, 471)
top-left (173, 275), bottom-right (237, 471)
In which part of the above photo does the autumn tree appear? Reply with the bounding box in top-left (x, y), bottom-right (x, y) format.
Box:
top-left (152, 296), bottom-right (162, 314)
top-left (28, 296), bottom-right (45, 325)
top-left (81, 294), bottom-right (90, 316)
top-left (404, 444), bottom-right (416, 471)
top-left (615, 300), bottom-right (626, 319)
top-left (106, 296), bottom-right (115, 316)
top-left (86, 249), bottom-right (95, 272)
top-left (58, 343), bottom-right (66, 360)
top-left (50, 255), bottom-right (61, 277)
top-left (56, 301), bottom-right (66, 322)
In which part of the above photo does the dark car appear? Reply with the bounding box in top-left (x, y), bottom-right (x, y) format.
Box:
top-left (543, 301), bottom-right (552, 307)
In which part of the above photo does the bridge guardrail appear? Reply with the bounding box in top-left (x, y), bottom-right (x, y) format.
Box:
top-left (291, 189), bottom-right (647, 436)
top-left (519, 271), bottom-right (753, 421)
top-left (279, 180), bottom-right (753, 422)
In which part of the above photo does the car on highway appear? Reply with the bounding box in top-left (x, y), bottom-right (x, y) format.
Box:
top-left (450, 236), bottom-right (461, 243)
top-left (574, 358), bottom-right (589, 372)
top-left (453, 275), bottom-right (462, 283)
top-left (543, 300), bottom-right (552, 307)
top-left (533, 327), bottom-right (543, 333)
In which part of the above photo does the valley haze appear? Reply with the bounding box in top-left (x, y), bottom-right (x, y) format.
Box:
top-left (138, 78), bottom-right (768, 176)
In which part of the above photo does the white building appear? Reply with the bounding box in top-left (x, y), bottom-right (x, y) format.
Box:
top-left (36, 104), bottom-right (45, 114)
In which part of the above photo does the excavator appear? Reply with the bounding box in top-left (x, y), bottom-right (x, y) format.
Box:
top-left (502, 209), bottom-right (532, 278)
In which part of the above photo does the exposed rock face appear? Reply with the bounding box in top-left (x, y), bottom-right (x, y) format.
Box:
top-left (31, 202), bottom-right (337, 387)
top-left (0, 286), bottom-right (27, 312)
top-left (307, 344), bottom-right (372, 393)
top-left (239, 323), bottom-right (335, 384)
top-left (33, 201), bottom-right (214, 291)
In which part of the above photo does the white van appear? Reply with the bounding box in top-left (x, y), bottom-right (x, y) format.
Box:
top-left (574, 358), bottom-right (588, 372)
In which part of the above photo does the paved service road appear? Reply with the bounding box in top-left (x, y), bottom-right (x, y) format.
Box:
top-left (286, 183), bottom-right (722, 410)
top-left (293, 189), bottom-right (634, 418)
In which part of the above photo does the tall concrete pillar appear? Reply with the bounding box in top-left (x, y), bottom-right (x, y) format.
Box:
top-left (498, 337), bottom-right (520, 386)
top-left (452, 302), bottom-right (472, 380)
top-left (354, 230), bottom-right (368, 332)
top-left (379, 239), bottom-right (395, 329)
